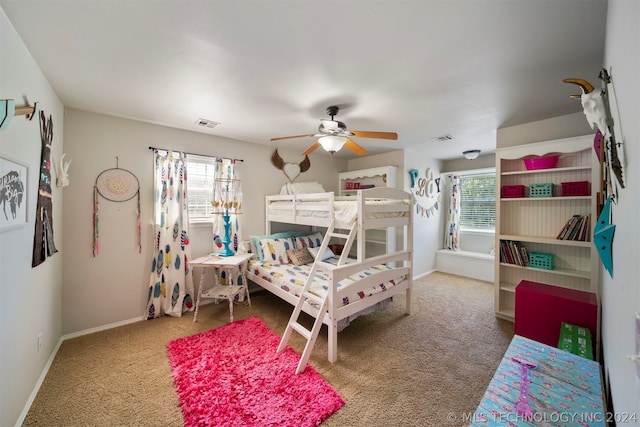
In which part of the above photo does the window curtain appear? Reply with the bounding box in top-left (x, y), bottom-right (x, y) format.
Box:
top-left (145, 150), bottom-right (195, 319)
top-left (444, 175), bottom-right (460, 250)
top-left (211, 158), bottom-right (243, 256)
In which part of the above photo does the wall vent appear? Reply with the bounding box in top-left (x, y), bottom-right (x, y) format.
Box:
top-left (194, 118), bottom-right (220, 129)
top-left (431, 134), bottom-right (454, 142)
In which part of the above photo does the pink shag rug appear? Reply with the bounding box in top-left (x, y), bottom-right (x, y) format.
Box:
top-left (166, 316), bottom-right (344, 426)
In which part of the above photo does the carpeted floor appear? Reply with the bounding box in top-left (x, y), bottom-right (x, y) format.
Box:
top-left (23, 271), bottom-right (514, 426)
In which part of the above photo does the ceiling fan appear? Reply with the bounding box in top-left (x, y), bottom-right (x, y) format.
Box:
top-left (270, 105), bottom-right (398, 156)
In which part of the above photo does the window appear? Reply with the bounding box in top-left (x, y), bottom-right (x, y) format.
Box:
top-left (186, 154), bottom-right (216, 222)
top-left (459, 173), bottom-right (496, 229)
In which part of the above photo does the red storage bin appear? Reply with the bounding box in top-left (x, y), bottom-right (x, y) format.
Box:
top-left (501, 185), bottom-right (525, 198)
top-left (562, 181), bottom-right (590, 197)
top-left (515, 280), bottom-right (597, 350)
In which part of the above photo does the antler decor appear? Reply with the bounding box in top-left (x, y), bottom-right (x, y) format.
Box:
top-left (563, 71), bottom-right (624, 191)
top-left (271, 149), bottom-right (311, 182)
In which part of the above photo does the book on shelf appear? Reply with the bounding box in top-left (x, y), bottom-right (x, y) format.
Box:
top-left (500, 240), bottom-right (528, 266)
top-left (556, 214), bottom-right (591, 241)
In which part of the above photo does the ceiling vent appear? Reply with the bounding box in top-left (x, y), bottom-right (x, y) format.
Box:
top-left (194, 118), bottom-right (220, 129)
top-left (431, 134), bottom-right (454, 142)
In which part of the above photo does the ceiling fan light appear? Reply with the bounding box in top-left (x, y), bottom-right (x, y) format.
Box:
top-left (463, 149), bottom-right (481, 160)
top-left (318, 135), bottom-right (347, 153)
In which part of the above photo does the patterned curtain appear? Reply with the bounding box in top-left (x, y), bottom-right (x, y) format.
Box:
top-left (211, 159), bottom-right (243, 255)
top-left (145, 150), bottom-right (195, 319)
top-left (444, 175), bottom-right (460, 250)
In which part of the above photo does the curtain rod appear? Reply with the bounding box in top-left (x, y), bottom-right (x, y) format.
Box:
top-left (148, 146), bottom-right (244, 163)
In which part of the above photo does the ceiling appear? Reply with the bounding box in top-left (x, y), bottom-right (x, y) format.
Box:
top-left (1, 0), bottom-right (607, 160)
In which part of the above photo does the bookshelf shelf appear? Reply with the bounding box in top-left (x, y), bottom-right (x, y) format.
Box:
top-left (500, 235), bottom-right (591, 247)
top-left (499, 262), bottom-right (591, 279)
top-left (494, 135), bottom-right (599, 322)
top-left (500, 196), bottom-right (591, 202)
top-left (501, 165), bottom-right (591, 176)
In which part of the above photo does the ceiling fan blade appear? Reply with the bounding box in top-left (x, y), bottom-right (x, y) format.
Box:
top-left (301, 142), bottom-right (321, 156)
top-left (345, 139), bottom-right (368, 156)
top-left (270, 133), bottom-right (315, 142)
top-left (350, 131), bottom-right (398, 140)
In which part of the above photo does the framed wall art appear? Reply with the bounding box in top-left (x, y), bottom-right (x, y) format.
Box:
top-left (0, 155), bottom-right (28, 232)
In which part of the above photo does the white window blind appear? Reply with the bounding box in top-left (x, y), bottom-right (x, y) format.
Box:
top-left (459, 173), bottom-right (496, 229)
top-left (186, 154), bottom-right (217, 222)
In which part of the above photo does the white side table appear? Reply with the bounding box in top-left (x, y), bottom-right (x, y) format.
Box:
top-left (191, 253), bottom-right (254, 322)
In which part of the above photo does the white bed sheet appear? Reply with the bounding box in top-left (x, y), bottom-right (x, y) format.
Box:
top-left (267, 199), bottom-right (409, 226)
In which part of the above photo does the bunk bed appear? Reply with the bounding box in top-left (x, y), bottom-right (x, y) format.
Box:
top-left (246, 186), bottom-right (413, 364)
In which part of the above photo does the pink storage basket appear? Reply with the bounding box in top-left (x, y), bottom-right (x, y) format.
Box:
top-left (502, 185), bottom-right (525, 198)
top-left (561, 181), bottom-right (590, 197)
top-left (523, 155), bottom-right (560, 170)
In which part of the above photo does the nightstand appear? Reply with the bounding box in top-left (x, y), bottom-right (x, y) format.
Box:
top-left (191, 252), bottom-right (254, 322)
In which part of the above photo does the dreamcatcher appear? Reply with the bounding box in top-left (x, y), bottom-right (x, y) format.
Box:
top-left (93, 157), bottom-right (141, 256)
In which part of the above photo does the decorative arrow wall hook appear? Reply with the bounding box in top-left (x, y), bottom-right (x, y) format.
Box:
top-left (0, 99), bottom-right (39, 130)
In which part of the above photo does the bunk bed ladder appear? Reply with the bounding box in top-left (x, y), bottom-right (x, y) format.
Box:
top-left (277, 220), bottom-right (355, 374)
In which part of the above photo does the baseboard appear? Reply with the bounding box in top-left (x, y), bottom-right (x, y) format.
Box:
top-left (16, 315), bottom-right (146, 426)
top-left (413, 269), bottom-right (436, 281)
top-left (14, 336), bottom-right (63, 427)
top-left (435, 249), bottom-right (494, 282)
top-left (62, 315), bottom-right (145, 340)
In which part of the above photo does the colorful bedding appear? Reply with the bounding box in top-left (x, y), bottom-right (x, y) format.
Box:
top-left (248, 257), bottom-right (402, 307)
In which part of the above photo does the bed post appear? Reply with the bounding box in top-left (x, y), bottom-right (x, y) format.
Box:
top-left (406, 201), bottom-right (413, 315)
top-left (327, 263), bottom-right (339, 362)
top-left (356, 190), bottom-right (365, 262)
top-left (265, 197), bottom-right (271, 234)
top-left (328, 319), bottom-right (338, 363)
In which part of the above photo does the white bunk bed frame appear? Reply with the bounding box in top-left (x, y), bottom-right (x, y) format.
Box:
top-left (246, 187), bottom-right (413, 364)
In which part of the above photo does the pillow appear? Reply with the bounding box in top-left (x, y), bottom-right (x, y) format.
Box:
top-left (308, 246), bottom-right (336, 261)
top-left (294, 232), bottom-right (324, 249)
top-left (286, 248), bottom-right (315, 266)
top-left (250, 233), bottom-right (292, 261)
top-left (279, 181), bottom-right (326, 195)
top-left (260, 237), bottom-right (295, 264)
top-left (251, 231), bottom-right (321, 261)
top-left (328, 243), bottom-right (344, 255)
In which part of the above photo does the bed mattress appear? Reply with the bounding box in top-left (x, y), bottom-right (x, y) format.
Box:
top-left (267, 199), bottom-right (409, 226)
top-left (248, 256), bottom-right (402, 307)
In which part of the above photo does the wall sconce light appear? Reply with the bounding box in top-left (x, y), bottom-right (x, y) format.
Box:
top-left (463, 150), bottom-right (481, 160)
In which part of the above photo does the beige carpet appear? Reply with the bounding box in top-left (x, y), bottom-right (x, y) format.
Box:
top-left (23, 272), bottom-right (514, 426)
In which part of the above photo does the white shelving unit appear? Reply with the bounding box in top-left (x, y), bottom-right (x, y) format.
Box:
top-left (494, 135), bottom-right (600, 321)
top-left (338, 166), bottom-right (398, 257)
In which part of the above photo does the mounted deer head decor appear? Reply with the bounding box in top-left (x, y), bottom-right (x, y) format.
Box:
top-left (271, 149), bottom-right (311, 182)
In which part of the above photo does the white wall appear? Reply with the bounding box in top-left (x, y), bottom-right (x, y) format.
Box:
top-left (0, 8), bottom-right (65, 426)
top-left (62, 108), bottom-right (347, 335)
top-left (600, 0), bottom-right (640, 417)
top-left (403, 148), bottom-right (443, 277)
top-left (497, 112), bottom-right (594, 149)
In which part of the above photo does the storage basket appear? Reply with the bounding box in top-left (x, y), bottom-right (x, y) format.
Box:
top-left (561, 181), bottom-right (589, 197)
top-left (502, 185), bottom-right (525, 198)
top-left (529, 183), bottom-right (553, 198)
top-left (344, 181), bottom-right (354, 190)
top-left (523, 155), bottom-right (560, 170)
top-left (529, 252), bottom-right (554, 270)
